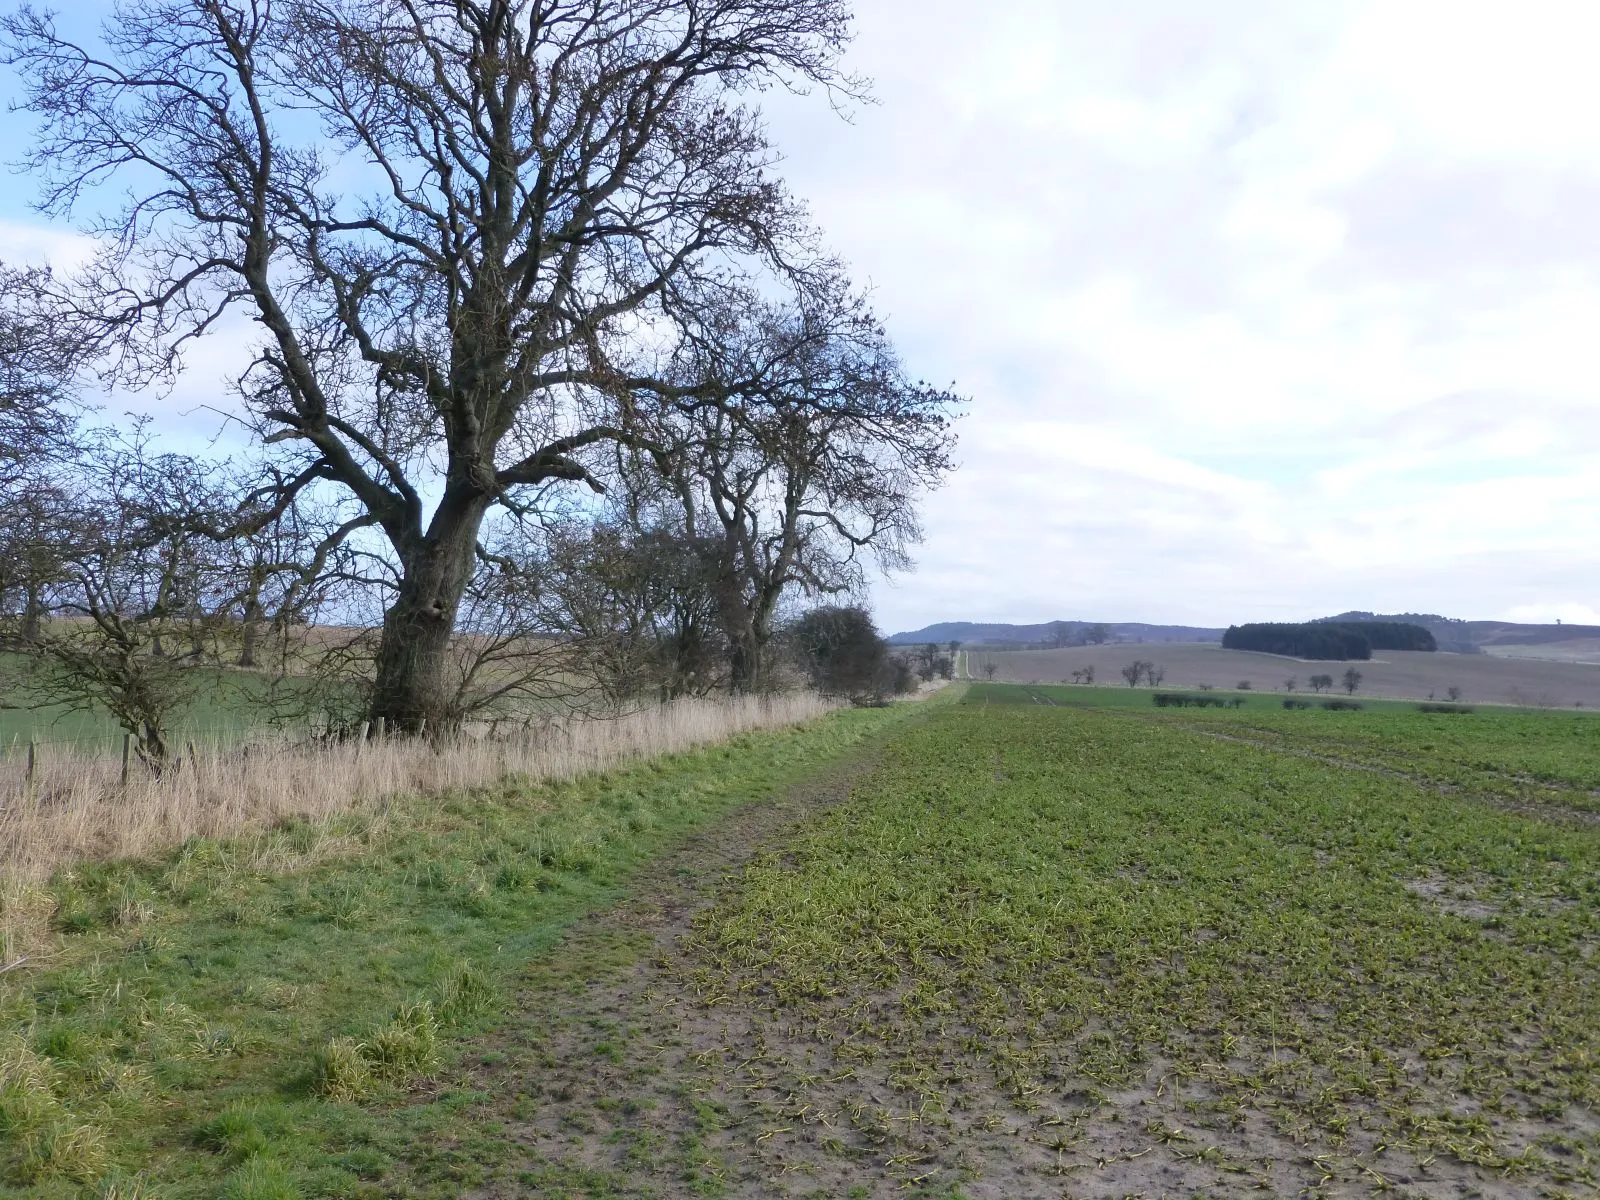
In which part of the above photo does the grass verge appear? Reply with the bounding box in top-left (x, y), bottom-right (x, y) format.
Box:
top-left (0, 699), bottom-right (916, 1198)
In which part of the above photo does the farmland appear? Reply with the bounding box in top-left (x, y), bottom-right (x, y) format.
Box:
top-left (965, 641), bottom-right (1600, 708)
top-left (3, 685), bottom-right (1598, 1197)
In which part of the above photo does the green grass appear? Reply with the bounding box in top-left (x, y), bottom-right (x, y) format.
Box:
top-left (685, 687), bottom-right (1600, 1193)
top-left (0, 659), bottom-right (325, 758)
top-left (969, 681), bottom-right (1600, 809)
top-left (0, 702), bottom-right (914, 1198)
top-left (967, 680), bottom-right (1428, 712)
top-left (1153, 701), bottom-right (1600, 798)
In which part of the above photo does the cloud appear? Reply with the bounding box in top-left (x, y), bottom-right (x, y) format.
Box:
top-left (4, 1), bottom-right (1600, 634)
top-left (760, 0), bottom-right (1600, 632)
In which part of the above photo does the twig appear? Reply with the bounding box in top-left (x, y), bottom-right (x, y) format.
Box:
top-left (0, 956), bottom-right (30, 975)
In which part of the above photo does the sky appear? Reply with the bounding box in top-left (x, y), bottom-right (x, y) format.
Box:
top-left (5, 0), bottom-right (1600, 634)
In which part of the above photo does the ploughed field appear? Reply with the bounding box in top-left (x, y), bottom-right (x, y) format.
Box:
top-left (2, 686), bottom-right (1597, 1198)
top-left (967, 641), bottom-right (1600, 708)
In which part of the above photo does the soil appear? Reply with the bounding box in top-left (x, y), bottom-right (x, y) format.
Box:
top-left (440, 750), bottom-right (1588, 1200)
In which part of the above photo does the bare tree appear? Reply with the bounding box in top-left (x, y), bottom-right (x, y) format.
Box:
top-left (1148, 662), bottom-right (1167, 687)
top-left (1284, 677), bottom-right (1297, 693)
top-left (0, 263), bottom-right (88, 643)
top-left (982, 661), bottom-right (997, 680)
top-left (527, 515), bottom-right (726, 707)
top-left (1342, 668), bottom-right (1363, 695)
top-left (1447, 685), bottom-right (1463, 702)
top-left (21, 428), bottom-right (234, 768)
top-left (4, 0), bottom-right (860, 730)
top-left (1121, 660), bottom-right (1151, 688)
top-left (1309, 673), bottom-right (1334, 694)
top-left (1086, 623), bottom-right (1111, 645)
top-left (634, 277), bottom-right (958, 690)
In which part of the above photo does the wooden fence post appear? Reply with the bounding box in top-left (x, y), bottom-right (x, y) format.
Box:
top-left (25, 740), bottom-right (36, 793)
top-left (374, 716), bottom-right (386, 742)
top-left (121, 733), bottom-right (132, 787)
top-left (356, 721), bottom-right (370, 757)
top-left (187, 742), bottom-right (199, 774)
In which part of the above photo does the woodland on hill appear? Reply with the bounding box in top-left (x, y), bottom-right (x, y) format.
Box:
top-left (1223, 622), bottom-right (1437, 660)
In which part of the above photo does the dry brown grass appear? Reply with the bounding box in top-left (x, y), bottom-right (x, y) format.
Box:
top-left (0, 693), bottom-right (833, 887)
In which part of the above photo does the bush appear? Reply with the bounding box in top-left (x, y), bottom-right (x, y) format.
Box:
top-left (788, 606), bottom-right (908, 703)
top-left (1152, 693), bottom-right (1229, 708)
top-left (1282, 698), bottom-right (1311, 709)
top-left (1416, 703), bottom-right (1474, 714)
top-left (1320, 699), bottom-right (1364, 711)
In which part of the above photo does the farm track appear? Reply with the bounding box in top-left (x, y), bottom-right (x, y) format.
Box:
top-left (440, 747), bottom-right (891, 1198)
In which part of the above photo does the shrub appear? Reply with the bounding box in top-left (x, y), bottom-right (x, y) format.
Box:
top-left (1416, 703), bottom-right (1474, 714)
top-left (788, 606), bottom-right (905, 702)
top-left (1320, 699), bottom-right (1364, 711)
top-left (1152, 693), bottom-right (1230, 709)
top-left (1282, 698), bottom-right (1311, 709)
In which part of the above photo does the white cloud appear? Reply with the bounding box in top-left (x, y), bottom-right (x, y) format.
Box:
top-left (757, 0), bottom-right (1600, 631)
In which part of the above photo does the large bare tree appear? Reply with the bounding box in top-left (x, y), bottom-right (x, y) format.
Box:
top-left (3, 0), bottom-right (856, 729)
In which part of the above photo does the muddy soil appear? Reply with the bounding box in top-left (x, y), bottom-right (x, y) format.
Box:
top-left (440, 750), bottom-right (1586, 1200)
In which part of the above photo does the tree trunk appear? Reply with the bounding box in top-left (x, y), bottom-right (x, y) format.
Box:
top-left (20, 585), bottom-right (41, 645)
top-left (238, 595), bottom-right (262, 668)
top-left (368, 495), bottom-right (489, 732)
top-left (727, 632), bottom-right (759, 692)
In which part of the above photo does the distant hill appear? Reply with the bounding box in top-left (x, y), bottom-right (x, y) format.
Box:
top-left (887, 620), bottom-right (1226, 647)
top-left (892, 612), bottom-right (1600, 654)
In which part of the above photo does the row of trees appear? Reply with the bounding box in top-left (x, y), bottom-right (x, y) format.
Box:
top-left (0, 0), bottom-right (957, 765)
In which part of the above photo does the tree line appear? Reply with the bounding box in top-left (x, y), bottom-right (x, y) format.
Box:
top-left (1222, 622), bottom-right (1435, 660)
top-left (0, 0), bottom-right (958, 767)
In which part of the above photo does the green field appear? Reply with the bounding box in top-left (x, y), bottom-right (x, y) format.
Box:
top-left (2, 685), bottom-right (1597, 1197)
top-left (0, 662), bottom-right (323, 761)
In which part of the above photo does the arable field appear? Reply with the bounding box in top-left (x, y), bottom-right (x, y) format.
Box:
top-left (967, 641), bottom-right (1600, 708)
top-left (3, 685), bottom-right (1597, 1198)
